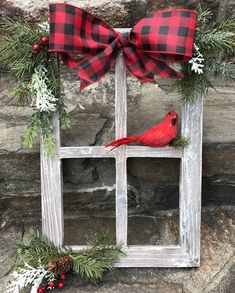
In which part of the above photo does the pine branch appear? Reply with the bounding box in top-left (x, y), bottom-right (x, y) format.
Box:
top-left (1, 17), bottom-right (41, 37)
top-left (211, 18), bottom-right (235, 31)
top-left (11, 81), bottom-right (31, 106)
top-left (23, 112), bottom-right (41, 149)
top-left (72, 233), bottom-right (124, 283)
top-left (176, 4), bottom-right (235, 102)
top-left (196, 4), bottom-right (213, 27)
top-left (170, 136), bottom-right (191, 148)
top-left (0, 18), bottom-right (45, 79)
top-left (200, 30), bottom-right (235, 52)
top-left (71, 254), bottom-right (105, 283)
top-left (40, 113), bottom-right (56, 157)
top-left (23, 112), bottom-right (56, 157)
top-left (173, 63), bottom-right (215, 102)
top-left (16, 230), bottom-right (124, 284)
top-left (17, 230), bottom-right (62, 267)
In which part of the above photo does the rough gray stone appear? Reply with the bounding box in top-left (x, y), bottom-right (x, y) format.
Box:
top-left (146, 0), bottom-right (225, 19)
top-left (2, 0), bottom-right (147, 26)
top-left (0, 222), bottom-right (22, 279)
top-left (64, 214), bottom-right (178, 246)
top-left (61, 113), bottom-right (107, 147)
top-left (52, 0), bottom-right (147, 27)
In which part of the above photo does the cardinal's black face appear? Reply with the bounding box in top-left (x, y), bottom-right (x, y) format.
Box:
top-left (167, 111), bottom-right (178, 126)
top-left (171, 118), bottom-right (177, 126)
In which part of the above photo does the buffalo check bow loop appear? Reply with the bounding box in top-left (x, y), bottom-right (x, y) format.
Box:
top-left (49, 3), bottom-right (197, 90)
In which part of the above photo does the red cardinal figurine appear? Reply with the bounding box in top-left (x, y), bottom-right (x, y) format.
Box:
top-left (105, 111), bottom-right (178, 151)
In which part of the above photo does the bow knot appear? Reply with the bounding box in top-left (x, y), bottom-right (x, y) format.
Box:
top-left (117, 32), bottom-right (130, 48)
top-left (49, 4), bottom-right (197, 90)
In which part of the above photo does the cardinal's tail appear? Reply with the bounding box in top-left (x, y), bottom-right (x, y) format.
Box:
top-left (105, 136), bottom-right (138, 152)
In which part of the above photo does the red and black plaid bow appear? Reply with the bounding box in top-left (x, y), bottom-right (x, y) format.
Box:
top-left (49, 3), bottom-right (197, 90)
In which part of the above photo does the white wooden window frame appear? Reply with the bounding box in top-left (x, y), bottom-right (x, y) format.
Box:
top-left (41, 28), bottom-right (203, 267)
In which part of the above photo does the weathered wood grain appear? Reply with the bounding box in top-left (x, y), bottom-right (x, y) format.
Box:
top-left (66, 244), bottom-right (197, 267)
top-left (41, 113), bottom-right (64, 247)
top-left (126, 146), bottom-right (182, 158)
top-left (59, 146), bottom-right (116, 158)
top-left (179, 95), bottom-right (203, 266)
top-left (115, 53), bottom-right (128, 247)
top-left (59, 146), bottom-right (182, 159)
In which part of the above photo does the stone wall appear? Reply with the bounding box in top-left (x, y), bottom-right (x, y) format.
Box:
top-left (0, 0), bottom-right (235, 220)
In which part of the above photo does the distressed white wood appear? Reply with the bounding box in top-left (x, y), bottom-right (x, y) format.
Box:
top-left (126, 146), bottom-right (182, 158)
top-left (59, 146), bottom-right (182, 159)
top-left (179, 95), bottom-right (203, 266)
top-left (40, 26), bottom-right (203, 267)
top-left (66, 244), bottom-right (197, 267)
top-left (59, 146), bottom-right (116, 158)
top-left (41, 113), bottom-right (63, 247)
top-left (115, 53), bottom-right (128, 246)
top-left (67, 245), bottom-right (180, 252)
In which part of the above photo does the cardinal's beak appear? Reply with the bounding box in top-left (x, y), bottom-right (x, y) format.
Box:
top-left (173, 115), bottom-right (177, 119)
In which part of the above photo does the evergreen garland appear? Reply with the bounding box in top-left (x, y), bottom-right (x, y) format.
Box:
top-left (0, 18), bottom-right (70, 156)
top-left (174, 4), bottom-right (235, 102)
top-left (6, 230), bottom-right (124, 292)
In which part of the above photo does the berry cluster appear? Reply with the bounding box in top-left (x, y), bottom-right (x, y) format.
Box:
top-left (33, 37), bottom-right (49, 53)
top-left (38, 273), bottom-right (66, 293)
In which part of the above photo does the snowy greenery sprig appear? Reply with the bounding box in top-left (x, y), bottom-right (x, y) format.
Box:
top-left (6, 263), bottom-right (55, 293)
top-left (174, 4), bottom-right (235, 102)
top-left (0, 18), bottom-right (70, 156)
top-left (5, 230), bottom-right (124, 292)
top-left (31, 65), bottom-right (57, 112)
top-left (189, 44), bottom-right (204, 74)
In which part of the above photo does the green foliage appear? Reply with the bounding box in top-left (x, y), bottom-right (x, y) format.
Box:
top-left (71, 233), bottom-right (125, 283)
top-left (17, 230), bottom-right (61, 267)
top-left (23, 112), bottom-right (56, 157)
top-left (174, 4), bottom-right (235, 102)
top-left (0, 18), bottom-right (70, 156)
top-left (17, 230), bottom-right (124, 284)
top-left (170, 136), bottom-right (191, 148)
top-left (40, 113), bottom-right (56, 157)
top-left (173, 63), bottom-right (214, 102)
top-left (11, 81), bottom-right (31, 106)
top-left (23, 112), bottom-right (42, 149)
top-left (0, 17), bottom-right (44, 79)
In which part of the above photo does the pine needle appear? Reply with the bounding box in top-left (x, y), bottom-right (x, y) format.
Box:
top-left (170, 136), bottom-right (191, 148)
top-left (17, 230), bottom-right (61, 267)
top-left (176, 4), bottom-right (235, 102)
top-left (16, 230), bottom-right (124, 284)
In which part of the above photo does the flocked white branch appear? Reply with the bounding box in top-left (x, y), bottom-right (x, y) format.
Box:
top-left (31, 65), bottom-right (57, 112)
top-left (189, 44), bottom-right (204, 74)
top-left (6, 263), bottom-right (55, 293)
top-left (38, 22), bottom-right (50, 34)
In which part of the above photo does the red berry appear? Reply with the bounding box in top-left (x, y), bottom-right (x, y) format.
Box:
top-left (49, 281), bottom-right (55, 287)
top-left (58, 281), bottom-right (65, 289)
top-left (60, 274), bottom-right (66, 280)
top-left (38, 288), bottom-right (44, 293)
top-left (41, 37), bottom-right (49, 45)
top-left (33, 44), bottom-right (40, 52)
